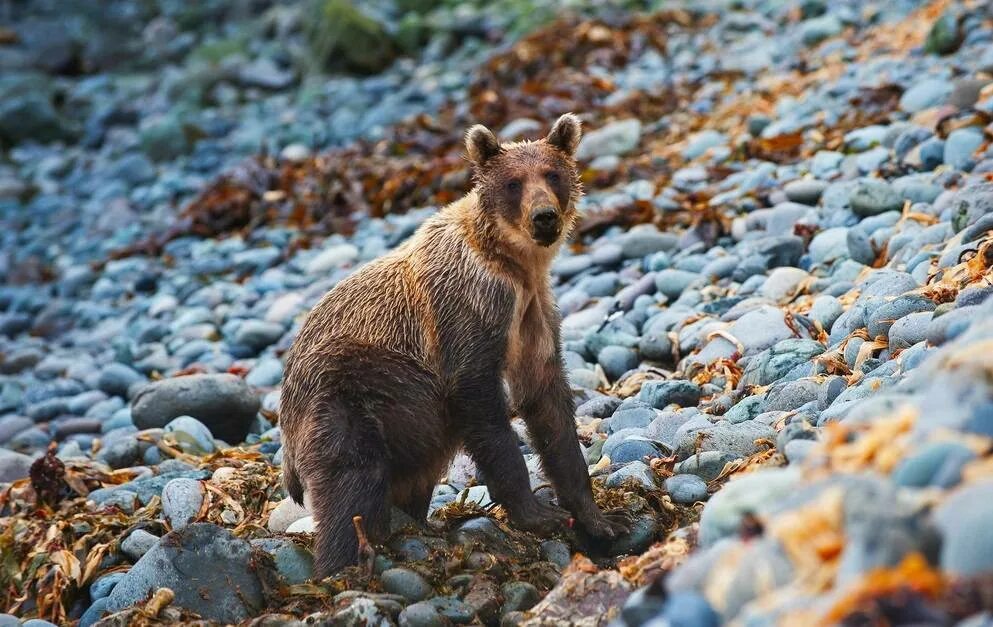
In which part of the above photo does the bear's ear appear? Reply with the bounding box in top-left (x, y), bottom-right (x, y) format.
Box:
top-left (546, 113), bottom-right (582, 157)
top-left (465, 124), bottom-right (502, 167)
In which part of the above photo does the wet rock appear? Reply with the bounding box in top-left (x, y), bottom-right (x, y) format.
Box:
top-left (131, 374), bottom-right (259, 444)
top-left (105, 523), bottom-right (264, 622)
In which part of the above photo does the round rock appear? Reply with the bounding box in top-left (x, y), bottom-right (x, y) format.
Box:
top-left (131, 374), bottom-right (260, 444)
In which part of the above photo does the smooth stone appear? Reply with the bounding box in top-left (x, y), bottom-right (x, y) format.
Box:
top-left (849, 179), bottom-right (903, 216)
top-left (0, 448), bottom-right (34, 483)
top-left (381, 567), bottom-right (434, 602)
top-left (306, 244), bottom-right (359, 274)
top-left (673, 451), bottom-right (736, 482)
top-left (606, 461), bottom-right (657, 490)
top-left (575, 118), bottom-right (642, 160)
top-left (944, 127), bottom-right (984, 170)
top-left (892, 441), bottom-right (975, 488)
top-left (97, 363), bottom-right (145, 398)
top-left (90, 571), bottom-right (127, 602)
top-left (699, 468), bottom-right (801, 545)
top-left (664, 474), bottom-right (709, 504)
top-left (608, 514), bottom-right (657, 556)
top-left (121, 528), bottom-right (159, 560)
top-left (783, 179), bottom-right (827, 205)
top-left (286, 516), bottom-right (316, 534)
top-left (674, 421), bottom-right (777, 461)
top-left (899, 78), bottom-right (953, 112)
top-left (611, 439), bottom-right (668, 464)
top-left (934, 481), bottom-right (993, 576)
top-left (638, 380), bottom-right (701, 410)
top-left (268, 497), bottom-right (311, 533)
top-left (161, 477), bottom-right (204, 529)
top-left (399, 601), bottom-right (448, 627)
top-left (131, 374), bottom-right (259, 444)
top-left (597, 346), bottom-right (639, 381)
top-left (163, 415), bottom-right (216, 455)
top-left (501, 581), bottom-right (540, 614)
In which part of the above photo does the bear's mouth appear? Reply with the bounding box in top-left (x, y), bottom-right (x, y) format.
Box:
top-left (531, 228), bottom-right (560, 247)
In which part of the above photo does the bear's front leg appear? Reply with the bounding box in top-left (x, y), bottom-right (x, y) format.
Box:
top-left (517, 359), bottom-right (629, 539)
top-left (452, 373), bottom-right (570, 535)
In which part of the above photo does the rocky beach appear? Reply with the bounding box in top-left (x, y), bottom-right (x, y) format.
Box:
top-left (2, 0), bottom-right (993, 625)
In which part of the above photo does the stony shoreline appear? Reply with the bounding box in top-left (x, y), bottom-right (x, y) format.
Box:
top-left (2, 0), bottom-right (993, 625)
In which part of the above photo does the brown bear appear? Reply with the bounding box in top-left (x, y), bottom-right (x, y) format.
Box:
top-left (280, 114), bottom-right (627, 577)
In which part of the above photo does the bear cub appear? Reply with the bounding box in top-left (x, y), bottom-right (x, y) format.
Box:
top-left (280, 114), bottom-right (627, 577)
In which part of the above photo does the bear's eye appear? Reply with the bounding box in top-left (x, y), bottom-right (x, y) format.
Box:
top-left (545, 171), bottom-right (561, 186)
top-left (506, 179), bottom-right (522, 195)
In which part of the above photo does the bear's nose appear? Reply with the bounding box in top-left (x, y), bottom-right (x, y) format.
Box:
top-left (531, 207), bottom-right (558, 230)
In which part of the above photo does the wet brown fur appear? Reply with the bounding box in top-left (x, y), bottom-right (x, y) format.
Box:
top-left (280, 114), bottom-right (625, 577)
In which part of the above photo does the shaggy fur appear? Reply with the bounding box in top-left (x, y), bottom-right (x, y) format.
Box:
top-left (280, 114), bottom-right (626, 577)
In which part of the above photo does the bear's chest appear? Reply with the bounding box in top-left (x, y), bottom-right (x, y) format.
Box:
top-left (504, 289), bottom-right (554, 380)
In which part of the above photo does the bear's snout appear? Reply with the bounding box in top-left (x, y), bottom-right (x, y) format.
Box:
top-left (530, 206), bottom-right (560, 245)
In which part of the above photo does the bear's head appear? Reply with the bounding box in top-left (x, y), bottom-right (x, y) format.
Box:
top-left (465, 114), bottom-right (582, 249)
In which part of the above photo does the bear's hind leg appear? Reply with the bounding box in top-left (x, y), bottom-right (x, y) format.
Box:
top-left (305, 403), bottom-right (391, 578)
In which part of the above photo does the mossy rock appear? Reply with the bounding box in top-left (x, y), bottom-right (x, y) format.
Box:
top-left (188, 35), bottom-right (250, 65)
top-left (306, 0), bottom-right (397, 74)
top-left (924, 11), bottom-right (962, 55)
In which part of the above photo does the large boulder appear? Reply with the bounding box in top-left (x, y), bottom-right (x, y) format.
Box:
top-left (104, 523), bottom-right (265, 623)
top-left (131, 374), bottom-right (259, 444)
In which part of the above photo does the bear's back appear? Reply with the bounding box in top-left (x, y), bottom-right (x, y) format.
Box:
top-left (288, 209), bottom-right (516, 379)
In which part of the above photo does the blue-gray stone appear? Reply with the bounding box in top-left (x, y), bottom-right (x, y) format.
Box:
top-left (673, 451), bottom-right (736, 482)
top-left (892, 441), bottom-right (976, 488)
top-left (381, 567), bottom-right (434, 602)
top-left (90, 571), bottom-right (126, 602)
top-left (79, 597), bottom-right (109, 627)
top-left (606, 461), bottom-right (657, 490)
top-left (660, 592), bottom-right (720, 627)
top-left (250, 538), bottom-right (315, 584)
top-left (944, 127), bottom-right (984, 170)
top-left (611, 439), bottom-right (668, 464)
top-left (638, 380), bottom-right (701, 409)
top-left (934, 481), bottom-right (993, 576)
top-left (665, 474), bottom-right (709, 504)
top-left (106, 524), bottom-right (264, 622)
top-left (597, 346), bottom-right (639, 381)
top-left (849, 179), bottom-right (903, 216)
